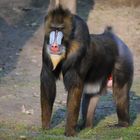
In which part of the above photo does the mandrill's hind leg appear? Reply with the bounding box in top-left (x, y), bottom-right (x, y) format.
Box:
top-left (113, 63), bottom-right (133, 127)
top-left (81, 94), bottom-right (100, 128)
top-left (113, 82), bottom-right (130, 126)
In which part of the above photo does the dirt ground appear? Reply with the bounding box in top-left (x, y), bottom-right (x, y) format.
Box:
top-left (0, 0), bottom-right (140, 133)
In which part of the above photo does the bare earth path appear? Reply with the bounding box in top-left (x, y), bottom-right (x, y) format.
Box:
top-left (0, 0), bottom-right (140, 139)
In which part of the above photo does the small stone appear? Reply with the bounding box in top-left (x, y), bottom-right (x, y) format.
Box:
top-left (16, 53), bottom-right (20, 56)
top-left (15, 72), bottom-right (20, 76)
top-left (19, 48), bottom-right (23, 51)
top-left (14, 85), bottom-right (17, 88)
top-left (33, 92), bottom-right (39, 97)
top-left (31, 22), bottom-right (38, 27)
top-left (21, 105), bottom-right (34, 115)
top-left (22, 7), bottom-right (32, 12)
top-left (20, 135), bottom-right (27, 140)
top-left (31, 59), bottom-right (37, 63)
top-left (132, 96), bottom-right (139, 100)
top-left (25, 109), bottom-right (34, 115)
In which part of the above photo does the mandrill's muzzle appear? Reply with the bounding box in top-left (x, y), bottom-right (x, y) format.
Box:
top-left (47, 31), bottom-right (65, 70)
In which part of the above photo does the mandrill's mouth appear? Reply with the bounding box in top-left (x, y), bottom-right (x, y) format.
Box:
top-left (47, 45), bottom-right (66, 70)
top-left (47, 44), bottom-right (65, 55)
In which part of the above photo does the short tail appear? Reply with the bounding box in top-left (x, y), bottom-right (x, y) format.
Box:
top-left (104, 26), bottom-right (113, 33)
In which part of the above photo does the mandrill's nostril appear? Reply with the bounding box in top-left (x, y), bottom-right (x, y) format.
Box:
top-left (51, 44), bottom-right (59, 53)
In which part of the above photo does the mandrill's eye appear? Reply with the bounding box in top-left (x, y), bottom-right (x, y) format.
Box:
top-left (50, 27), bottom-right (63, 31)
top-left (50, 23), bottom-right (64, 31)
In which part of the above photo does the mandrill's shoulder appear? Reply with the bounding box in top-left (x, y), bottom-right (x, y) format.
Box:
top-left (71, 15), bottom-right (90, 45)
top-left (72, 15), bottom-right (88, 28)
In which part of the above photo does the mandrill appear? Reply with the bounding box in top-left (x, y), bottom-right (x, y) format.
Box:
top-left (40, 5), bottom-right (133, 136)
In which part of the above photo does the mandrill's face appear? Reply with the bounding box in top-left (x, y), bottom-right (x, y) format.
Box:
top-left (44, 7), bottom-right (72, 70)
top-left (46, 30), bottom-right (66, 70)
top-left (47, 31), bottom-right (65, 55)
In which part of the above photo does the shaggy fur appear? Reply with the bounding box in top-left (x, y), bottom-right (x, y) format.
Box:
top-left (40, 6), bottom-right (133, 136)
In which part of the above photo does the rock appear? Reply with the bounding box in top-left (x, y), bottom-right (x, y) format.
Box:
top-left (20, 135), bottom-right (27, 140)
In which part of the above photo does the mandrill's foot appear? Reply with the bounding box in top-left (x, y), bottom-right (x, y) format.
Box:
top-left (42, 123), bottom-right (51, 130)
top-left (108, 122), bottom-right (129, 128)
top-left (77, 121), bottom-right (85, 130)
top-left (109, 122), bottom-right (129, 128)
top-left (65, 128), bottom-right (77, 137)
top-left (117, 121), bottom-right (129, 127)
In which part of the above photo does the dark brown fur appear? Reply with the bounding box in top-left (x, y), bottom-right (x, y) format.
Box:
top-left (40, 6), bottom-right (133, 136)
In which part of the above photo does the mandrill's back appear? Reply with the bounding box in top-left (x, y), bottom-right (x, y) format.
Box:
top-left (90, 27), bottom-right (133, 66)
top-left (85, 27), bottom-right (134, 84)
top-left (90, 27), bottom-right (133, 60)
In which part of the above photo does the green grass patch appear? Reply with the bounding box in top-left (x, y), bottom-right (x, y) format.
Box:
top-left (0, 79), bottom-right (140, 140)
top-left (32, 126), bottom-right (140, 140)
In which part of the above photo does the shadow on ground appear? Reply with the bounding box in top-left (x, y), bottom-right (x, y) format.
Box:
top-left (0, 0), bottom-right (95, 78)
top-left (0, 0), bottom-right (49, 77)
top-left (51, 90), bottom-right (140, 129)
